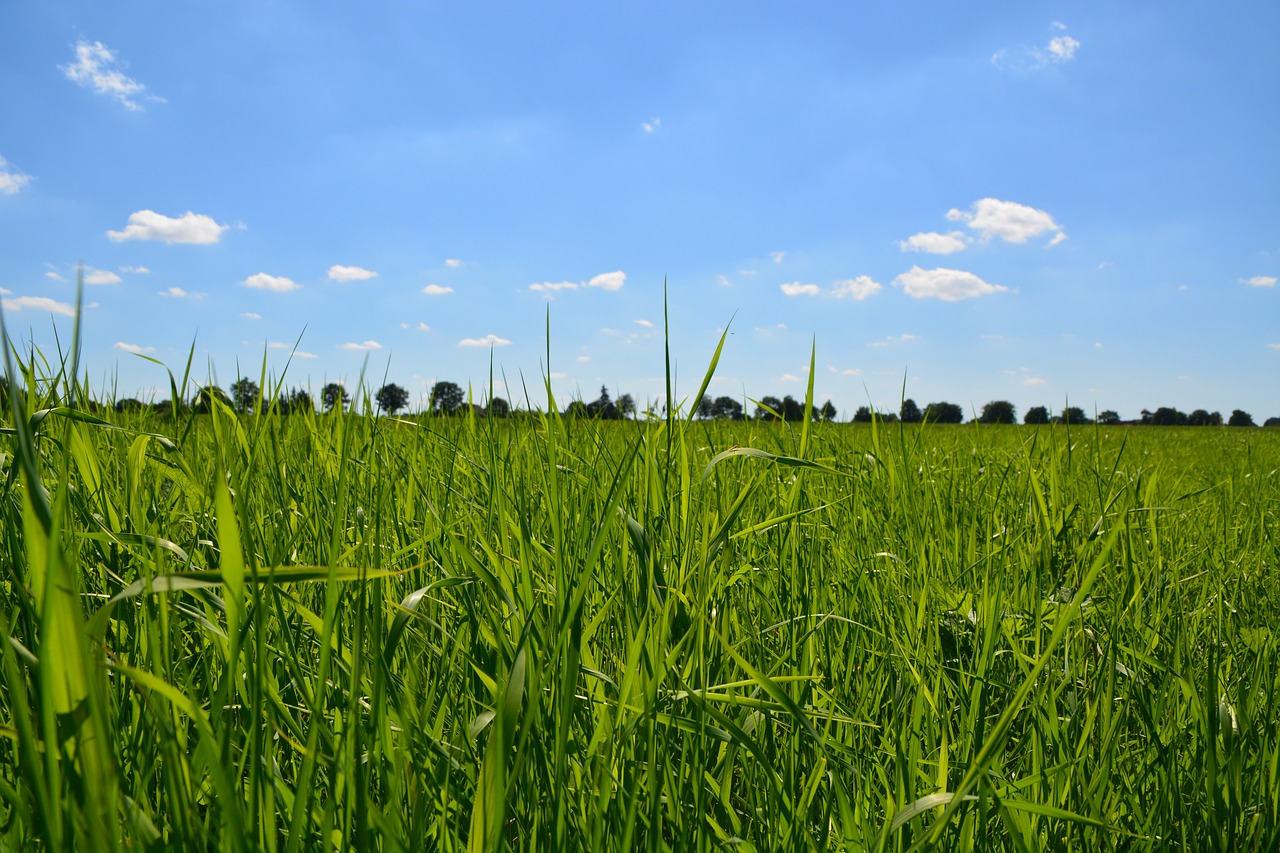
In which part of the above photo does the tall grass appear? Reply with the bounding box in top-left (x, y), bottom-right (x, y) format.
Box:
top-left (1, 312), bottom-right (1277, 850)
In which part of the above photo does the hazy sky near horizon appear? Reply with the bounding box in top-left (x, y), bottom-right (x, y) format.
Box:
top-left (1, 2), bottom-right (1277, 419)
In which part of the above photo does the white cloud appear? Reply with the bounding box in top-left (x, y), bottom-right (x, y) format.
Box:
top-left (423, 284), bottom-right (454, 295)
top-left (45, 271), bottom-right (66, 282)
top-left (831, 276), bottom-right (882, 300)
top-left (158, 286), bottom-right (204, 300)
top-left (1268, 343), bottom-right (1280, 350)
top-left (771, 251), bottom-right (785, 264)
top-left (779, 374), bottom-right (802, 383)
top-left (840, 368), bottom-right (863, 376)
top-left (634, 319), bottom-right (654, 328)
top-left (1094, 342), bottom-right (1104, 349)
top-left (530, 281), bottom-right (579, 293)
top-left (869, 333), bottom-right (919, 348)
top-left (780, 282), bottom-right (821, 297)
top-left (1023, 376), bottom-right (1047, 386)
top-left (899, 231), bottom-right (969, 254)
top-left (241, 312), bottom-right (261, 320)
top-left (993, 25), bottom-right (1082, 72)
top-left (550, 372), bottom-right (568, 379)
top-left (641, 118), bottom-right (661, 133)
top-left (0, 155), bottom-right (32, 195)
top-left (83, 266), bottom-right (122, 285)
top-left (1243, 275), bottom-right (1276, 288)
top-left (1048, 35), bottom-right (1081, 61)
top-left (242, 273), bottom-right (300, 293)
top-left (588, 270), bottom-right (626, 291)
top-left (2, 295), bottom-right (76, 316)
top-left (328, 264), bottom-right (378, 282)
top-left (113, 342), bottom-right (155, 354)
top-left (576, 356), bottom-right (591, 362)
top-left (444, 258), bottom-right (463, 268)
top-left (120, 265), bottom-right (150, 274)
top-left (0, 288), bottom-right (9, 295)
top-left (893, 266), bottom-right (1008, 301)
top-left (458, 333), bottom-right (511, 348)
top-left (108, 210), bottom-right (228, 244)
top-left (62, 39), bottom-right (163, 110)
top-left (267, 342), bottom-right (318, 358)
top-left (342, 340), bottom-right (383, 351)
top-left (947, 198), bottom-right (1064, 245)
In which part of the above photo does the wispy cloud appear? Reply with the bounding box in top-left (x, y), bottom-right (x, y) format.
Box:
top-left (158, 286), bottom-right (204, 300)
top-left (120, 265), bottom-right (150, 274)
top-left (868, 334), bottom-right (919, 348)
top-left (422, 284), bottom-right (454, 295)
top-left (634, 319), bottom-right (654, 328)
top-left (831, 276), bottom-right (882, 300)
top-left (530, 281), bottom-right (579, 294)
top-left (641, 117), bottom-right (661, 133)
top-left (992, 23), bottom-right (1081, 72)
top-left (899, 231), bottom-right (969, 254)
top-left (113, 342), bottom-right (155, 354)
top-left (342, 340), bottom-right (383, 351)
top-left (327, 264), bottom-right (378, 282)
top-left (947, 198), bottom-right (1064, 245)
top-left (771, 251), bottom-right (785, 264)
top-left (444, 258), bottom-right (463, 268)
top-left (0, 155), bottom-right (32, 195)
top-left (242, 272), bottom-right (300, 293)
top-left (83, 266), bottom-right (122, 285)
top-left (108, 210), bottom-right (229, 244)
top-left (1242, 275), bottom-right (1276, 288)
top-left (458, 333), bottom-right (511, 347)
top-left (241, 312), bottom-right (261, 320)
top-left (780, 282), bottom-right (820, 297)
top-left (893, 266), bottom-right (1008, 301)
top-left (268, 342), bottom-right (317, 358)
top-left (2, 295), bottom-right (76, 316)
top-left (588, 270), bottom-right (626, 291)
top-left (62, 40), bottom-right (163, 110)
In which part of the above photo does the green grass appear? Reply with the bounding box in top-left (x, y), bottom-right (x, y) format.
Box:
top-left (1, 334), bottom-right (1278, 850)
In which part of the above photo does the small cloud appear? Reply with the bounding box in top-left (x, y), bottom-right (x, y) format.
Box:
top-left (716, 275), bottom-right (731, 287)
top-left (295, 351), bottom-right (318, 359)
top-left (342, 340), bottom-right (383, 351)
top-left (120, 265), bottom-right (150, 274)
top-left (947, 198), bottom-right (1064, 245)
top-left (1178, 284), bottom-right (1190, 292)
top-left (779, 374), bottom-right (802, 383)
top-left (444, 258), bottom-right (463, 268)
top-left (266, 342), bottom-right (318, 358)
top-left (576, 356), bottom-right (591, 363)
top-left (530, 281), bottom-right (579, 293)
top-left (458, 334), bottom-right (511, 348)
top-left (831, 276), bottom-right (882, 300)
top-left (62, 39), bottom-right (163, 110)
top-left (780, 282), bottom-right (821, 296)
top-left (242, 272), bottom-right (300, 293)
top-left (899, 231), bottom-right (969, 254)
top-left (600, 327), bottom-right (619, 335)
top-left (113, 342), bottom-right (155, 354)
top-left (1094, 342), bottom-right (1103, 349)
top-left (588, 270), bottom-right (626, 291)
top-left (108, 210), bottom-right (228, 244)
top-left (1023, 376), bottom-right (1047, 386)
top-left (1242, 275), bottom-right (1276, 288)
top-left (641, 117), bottom-right (661, 133)
top-left (771, 251), bottom-right (785, 264)
top-left (0, 155), bottom-right (33, 195)
top-left (327, 264), bottom-right (378, 282)
top-left (840, 368), bottom-right (863, 376)
top-left (83, 266), bottom-right (122, 285)
top-left (158, 286), bottom-right (204, 300)
top-left (417, 322), bottom-right (430, 331)
top-left (241, 312), bottom-right (261, 320)
top-left (550, 372), bottom-right (568, 379)
top-left (2, 295), bottom-right (76, 316)
top-left (868, 333), bottom-right (918, 348)
top-left (1048, 34), bottom-right (1081, 61)
top-left (1268, 343), bottom-right (1280, 350)
top-left (993, 24), bottom-right (1082, 72)
top-left (422, 284), bottom-right (454, 295)
top-left (634, 319), bottom-right (654, 328)
top-left (45, 271), bottom-right (66, 282)
top-left (892, 266), bottom-right (1008, 301)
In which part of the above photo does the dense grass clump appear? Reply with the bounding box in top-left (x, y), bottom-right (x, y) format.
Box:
top-left (1, 346), bottom-right (1277, 850)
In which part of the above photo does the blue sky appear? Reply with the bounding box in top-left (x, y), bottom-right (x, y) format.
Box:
top-left (2, 2), bottom-right (1277, 419)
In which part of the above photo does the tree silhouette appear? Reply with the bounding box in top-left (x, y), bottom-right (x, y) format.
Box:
top-left (1024, 405), bottom-right (1050, 425)
top-left (321, 382), bottom-right (349, 413)
top-left (1228, 409), bottom-right (1255, 427)
top-left (853, 406), bottom-right (873, 423)
top-left (979, 400), bottom-right (1016, 424)
top-left (1059, 406), bottom-right (1090, 425)
top-left (486, 397), bottom-right (510, 417)
top-left (900, 398), bottom-right (922, 424)
top-left (923, 401), bottom-right (963, 424)
top-left (755, 396), bottom-right (783, 421)
top-left (430, 381), bottom-right (465, 415)
top-left (375, 383), bottom-right (410, 415)
top-left (1097, 410), bottom-right (1121, 425)
top-left (1187, 409), bottom-right (1222, 426)
top-left (696, 395), bottom-right (714, 420)
top-left (710, 396), bottom-right (744, 420)
top-left (819, 400), bottom-right (838, 422)
top-left (1150, 407), bottom-right (1187, 426)
top-left (617, 393), bottom-right (636, 420)
top-left (192, 385), bottom-right (233, 414)
top-left (230, 378), bottom-right (260, 415)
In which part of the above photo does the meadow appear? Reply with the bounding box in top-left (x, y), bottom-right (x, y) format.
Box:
top-left (1, 341), bottom-right (1278, 851)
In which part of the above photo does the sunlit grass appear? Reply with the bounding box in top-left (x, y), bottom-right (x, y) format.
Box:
top-left (1, 307), bottom-right (1277, 850)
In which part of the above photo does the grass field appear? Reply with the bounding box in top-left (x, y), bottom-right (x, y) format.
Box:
top-left (2, 341), bottom-right (1278, 851)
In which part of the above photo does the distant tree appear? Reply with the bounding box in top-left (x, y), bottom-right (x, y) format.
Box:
top-left (779, 395), bottom-right (817, 422)
top-left (923, 401), bottom-right (963, 424)
top-left (192, 385), bottom-right (233, 414)
top-left (375, 383), bottom-right (410, 415)
top-left (230, 378), bottom-right (260, 415)
top-left (979, 400), bottom-right (1017, 424)
top-left (1228, 409), bottom-right (1255, 427)
top-left (563, 400), bottom-right (588, 418)
top-left (617, 393), bottom-right (636, 420)
top-left (586, 385), bottom-right (619, 419)
top-left (430, 381), bottom-right (465, 415)
top-left (1059, 406), bottom-right (1091, 425)
top-left (1140, 409), bottom-right (1153, 425)
top-left (852, 406), bottom-right (874, 423)
top-left (696, 395), bottom-right (714, 420)
top-left (1024, 405), bottom-right (1050, 425)
top-left (819, 400), bottom-right (838, 422)
top-left (322, 382), bottom-right (350, 413)
top-left (1150, 407), bottom-right (1188, 426)
top-left (1097, 410), bottom-right (1121, 425)
top-left (286, 388), bottom-right (314, 415)
top-left (114, 397), bottom-right (146, 413)
top-left (710, 396), bottom-right (744, 421)
top-left (1187, 409), bottom-right (1222, 426)
top-left (755, 395), bottom-right (783, 421)
top-left (900, 398), bottom-right (922, 424)
top-left (486, 397), bottom-right (510, 418)
top-left (1263, 417), bottom-right (1280, 428)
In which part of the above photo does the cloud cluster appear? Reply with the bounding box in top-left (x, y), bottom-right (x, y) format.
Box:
top-left (992, 23), bottom-right (1082, 72)
top-left (158, 286), bottom-right (204, 300)
top-left (113, 342), bottom-right (155, 354)
top-left (0, 155), bottom-right (32, 195)
top-left (423, 284), bottom-right (454, 295)
top-left (947, 198), bottom-right (1065, 245)
top-left (241, 273), bottom-right (300, 292)
top-left (892, 266), bottom-right (1008, 301)
top-left (529, 270), bottom-right (626, 297)
top-left (84, 267), bottom-right (122, 285)
top-left (62, 40), bottom-right (163, 111)
top-left (780, 276), bottom-right (883, 300)
top-left (458, 333), bottom-right (511, 348)
top-left (342, 340), bottom-right (383, 351)
top-left (899, 231), bottom-right (969, 255)
top-left (328, 264), bottom-right (377, 282)
top-left (108, 210), bottom-right (229, 244)
top-left (1242, 275), bottom-right (1276, 288)
top-left (2, 295), bottom-right (75, 316)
